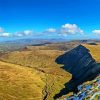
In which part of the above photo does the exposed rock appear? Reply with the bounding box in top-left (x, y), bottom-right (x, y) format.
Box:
top-left (66, 70), bottom-right (100, 100)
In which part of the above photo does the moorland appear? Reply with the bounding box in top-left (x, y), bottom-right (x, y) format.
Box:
top-left (0, 39), bottom-right (100, 100)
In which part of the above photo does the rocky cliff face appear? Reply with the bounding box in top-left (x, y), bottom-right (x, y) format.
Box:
top-left (54, 45), bottom-right (100, 99)
top-left (66, 70), bottom-right (100, 100)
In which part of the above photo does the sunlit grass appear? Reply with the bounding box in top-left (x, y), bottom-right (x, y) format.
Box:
top-left (0, 48), bottom-right (71, 100)
top-left (83, 43), bottom-right (100, 62)
top-left (0, 61), bottom-right (45, 100)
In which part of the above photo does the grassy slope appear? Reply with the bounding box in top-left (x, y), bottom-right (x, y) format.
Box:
top-left (0, 48), bottom-right (71, 100)
top-left (0, 50), bottom-right (62, 68)
top-left (0, 61), bottom-right (45, 100)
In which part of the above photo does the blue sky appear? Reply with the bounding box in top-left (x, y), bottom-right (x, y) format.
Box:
top-left (0, 0), bottom-right (100, 41)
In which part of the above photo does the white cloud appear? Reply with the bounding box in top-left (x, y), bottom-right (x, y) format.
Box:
top-left (44, 28), bottom-right (57, 33)
top-left (14, 32), bottom-right (23, 37)
top-left (0, 26), bottom-right (34, 37)
top-left (92, 30), bottom-right (100, 35)
top-left (0, 32), bottom-right (10, 37)
top-left (23, 30), bottom-right (33, 35)
top-left (60, 24), bottom-right (84, 35)
top-left (14, 30), bottom-right (33, 37)
top-left (0, 24), bottom-right (85, 38)
top-left (0, 27), bottom-right (11, 37)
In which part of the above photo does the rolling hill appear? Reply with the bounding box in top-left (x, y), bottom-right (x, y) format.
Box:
top-left (0, 44), bottom-right (72, 100)
top-left (0, 41), bottom-right (99, 100)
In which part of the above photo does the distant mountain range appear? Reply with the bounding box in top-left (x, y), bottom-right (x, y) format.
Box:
top-left (0, 38), bottom-right (100, 52)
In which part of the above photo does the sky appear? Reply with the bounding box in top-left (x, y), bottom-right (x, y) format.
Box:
top-left (0, 0), bottom-right (100, 41)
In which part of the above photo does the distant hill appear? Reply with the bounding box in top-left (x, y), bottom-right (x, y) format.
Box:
top-left (0, 38), bottom-right (68, 52)
top-left (0, 38), bottom-right (99, 52)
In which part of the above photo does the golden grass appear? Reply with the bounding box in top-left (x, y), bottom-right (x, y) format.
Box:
top-left (0, 49), bottom-right (71, 100)
top-left (0, 50), bottom-right (63, 68)
top-left (0, 61), bottom-right (45, 100)
top-left (82, 43), bottom-right (100, 62)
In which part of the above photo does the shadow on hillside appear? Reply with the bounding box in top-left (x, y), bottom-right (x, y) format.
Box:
top-left (54, 45), bottom-right (100, 99)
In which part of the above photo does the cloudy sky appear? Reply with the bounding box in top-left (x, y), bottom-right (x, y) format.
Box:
top-left (0, 0), bottom-right (100, 41)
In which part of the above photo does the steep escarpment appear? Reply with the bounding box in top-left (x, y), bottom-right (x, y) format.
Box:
top-left (54, 45), bottom-right (100, 99)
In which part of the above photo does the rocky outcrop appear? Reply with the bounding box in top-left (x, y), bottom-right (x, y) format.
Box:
top-left (54, 45), bottom-right (100, 99)
top-left (66, 69), bottom-right (100, 100)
